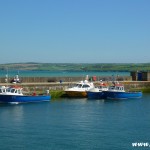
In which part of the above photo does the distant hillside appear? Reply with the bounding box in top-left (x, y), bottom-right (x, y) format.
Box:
top-left (0, 63), bottom-right (150, 72)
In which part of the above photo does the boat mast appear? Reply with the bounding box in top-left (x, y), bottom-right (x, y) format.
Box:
top-left (5, 67), bottom-right (8, 86)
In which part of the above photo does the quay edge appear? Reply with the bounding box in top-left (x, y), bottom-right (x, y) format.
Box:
top-left (0, 81), bottom-right (150, 99)
top-left (0, 81), bottom-right (150, 91)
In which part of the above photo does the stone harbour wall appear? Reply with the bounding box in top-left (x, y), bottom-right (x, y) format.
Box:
top-left (0, 76), bottom-right (132, 83)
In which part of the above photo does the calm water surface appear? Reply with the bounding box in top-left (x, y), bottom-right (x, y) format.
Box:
top-left (0, 70), bottom-right (129, 77)
top-left (0, 94), bottom-right (150, 150)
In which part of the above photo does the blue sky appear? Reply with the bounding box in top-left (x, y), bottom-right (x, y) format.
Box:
top-left (0, 0), bottom-right (150, 63)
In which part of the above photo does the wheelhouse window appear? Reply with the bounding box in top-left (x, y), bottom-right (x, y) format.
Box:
top-left (18, 89), bottom-right (22, 94)
top-left (109, 86), bottom-right (115, 90)
top-left (77, 84), bottom-right (82, 88)
top-left (7, 88), bottom-right (11, 92)
top-left (82, 84), bottom-right (90, 88)
top-left (11, 89), bottom-right (16, 93)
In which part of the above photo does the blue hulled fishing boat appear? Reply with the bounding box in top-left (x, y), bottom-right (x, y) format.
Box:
top-left (104, 82), bottom-right (142, 99)
top-left (87, 82), bottom-right (108, 99)
top-left (0, 86), bottom-right (51, 104)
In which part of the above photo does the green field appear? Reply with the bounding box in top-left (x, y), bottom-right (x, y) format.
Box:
top-left (0, 63), bottom-right (150, 72)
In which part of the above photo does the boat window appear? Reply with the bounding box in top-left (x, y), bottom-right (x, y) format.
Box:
top-left (109, 86), bottom-right (115, 90)
top-left (7, 88), bottom-right (11, 92)
top-left (77, 84), bottom-right (82, 88)
top-left (0, 88), bottom-right (6, 93)
top-left (3, 89), bottom-right (6, 92)
top-left (116, 87), bottom-right (120, 90)
top-left (11, 89), bottom-right (16, 93)
top-left (82, 84), bottom-right (90, 88)
top-left (18, 89), bottom-right (22, 94)
top-left (121, 87), bottom-right (124, 90)
top-left (75, 84), bottom-right (79, 87)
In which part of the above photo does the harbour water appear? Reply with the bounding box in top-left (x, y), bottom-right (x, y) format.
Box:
top-left (0, 70), bottom-right (129, 77)
top-left (0, 94), bottom-right (150, 150)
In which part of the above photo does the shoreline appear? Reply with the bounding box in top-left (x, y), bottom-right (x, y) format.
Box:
top-left (1, 80), bottom-right (150, 92)
top-left (1, 81), bottom-right (150, 99)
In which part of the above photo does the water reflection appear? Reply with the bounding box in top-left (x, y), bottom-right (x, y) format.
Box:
top-left (0, 104), bottom-right (24, 125)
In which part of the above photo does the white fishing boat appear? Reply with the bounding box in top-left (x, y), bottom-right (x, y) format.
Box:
top-left (65, 80), bottom-right (94, 98)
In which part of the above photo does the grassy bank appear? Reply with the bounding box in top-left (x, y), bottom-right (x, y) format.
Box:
top-left (141, 88), bottom-right (150, 93)
top-left (50, 90), bottom-right (65, 99)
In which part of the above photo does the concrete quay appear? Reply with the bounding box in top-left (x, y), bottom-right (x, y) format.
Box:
top-left (0, 81), bottom-right (150, 90)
